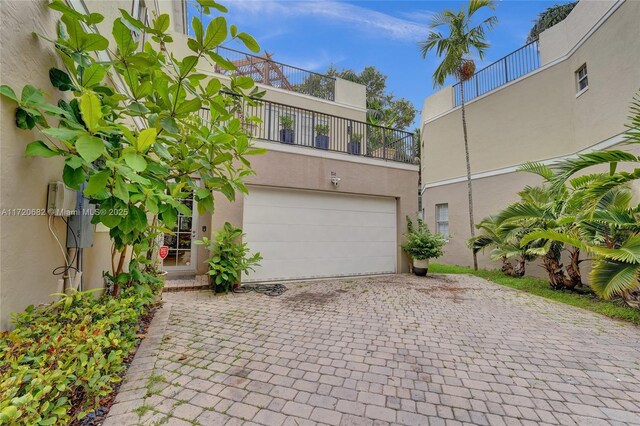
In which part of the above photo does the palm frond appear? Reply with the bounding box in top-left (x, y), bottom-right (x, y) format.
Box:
top-left (590, 259), bottom-right (640, 299)
top-left (591, 233), bottom-right (640, 264)
top-left (520, 229), bottom-right (588, 251)
top-left (518, 161), bottom-right (554, 181)
top-left (550, 150), bottom-right (639, 190)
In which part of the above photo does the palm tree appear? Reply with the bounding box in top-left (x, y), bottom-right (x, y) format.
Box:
top-left (468, 215), bottom-right (536, 277)
top-left (419, 0), bottom-right (498, 270)
top-left (527, 2), bottom-right (577, 43)
top-left (521, 96), bottom-right (640, 303)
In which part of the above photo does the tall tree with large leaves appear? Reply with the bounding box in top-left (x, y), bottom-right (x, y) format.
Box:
top-left (419, 0), bottom-right (498, 270)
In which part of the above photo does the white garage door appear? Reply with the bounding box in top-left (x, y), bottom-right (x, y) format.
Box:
top-left (242, 187), bottom-right (397, 282)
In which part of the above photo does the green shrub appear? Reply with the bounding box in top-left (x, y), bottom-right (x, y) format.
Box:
top-left (196, 222), bottom-right (262, 293)
top-left (0, 283), bottom-right (160, 424)
top-left (402, 217), bottom-right (446, 260)
top-left (315, 123), bottom-right (329, 136)
top-left (279, 115), bottom-right (295, 130)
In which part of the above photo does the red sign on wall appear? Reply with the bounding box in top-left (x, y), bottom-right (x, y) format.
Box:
top-left (159, 246), bottom-right (169, 260)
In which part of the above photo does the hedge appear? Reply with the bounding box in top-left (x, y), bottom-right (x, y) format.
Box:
top-left (0, 281), bottom-right (161, 424)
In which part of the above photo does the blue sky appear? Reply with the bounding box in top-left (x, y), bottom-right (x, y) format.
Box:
top-left (189, 1), bottom-right (571, 128)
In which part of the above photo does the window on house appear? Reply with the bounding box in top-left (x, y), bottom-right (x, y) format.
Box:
top-left (435, 203), bottom-right (449, 238)
top-left (131, 0), bottom-right (150, 45)
top-left (576, 64), bottom-right (588, 92)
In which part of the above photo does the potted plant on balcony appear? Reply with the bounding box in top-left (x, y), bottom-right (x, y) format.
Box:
top-left (279, 115), bottom-right (295, 144)
top-left (402, 217), bottom-right (445, 276)
top-left (348, 132), bottom-right (362, 155)
top-left (315, 123), bottom-right (330, 150)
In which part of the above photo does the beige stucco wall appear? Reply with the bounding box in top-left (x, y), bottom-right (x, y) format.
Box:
top-left (211, 149), bottom-right (419, 275)
top-left (422, 0), bottom-right (640, 186)
top-left (539, 0), bottom-right (618, 65)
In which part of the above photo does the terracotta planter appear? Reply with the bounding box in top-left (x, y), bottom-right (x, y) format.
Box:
top-left (413, 258), bottom-right (429, 276)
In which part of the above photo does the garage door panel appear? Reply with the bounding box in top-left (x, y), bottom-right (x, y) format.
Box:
top-left (243, 187), bottom-right (396, 282)
top-left (245, 206), bottom-right (395, 228)
top-left (244, 223), bottom-right (396, 243)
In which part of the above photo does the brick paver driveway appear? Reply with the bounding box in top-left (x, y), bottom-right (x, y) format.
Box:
top-left (104, 274), bottom-right (640, 426)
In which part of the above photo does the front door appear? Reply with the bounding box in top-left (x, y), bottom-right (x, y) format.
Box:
top-left (162, 197), bottom-right (198, 272)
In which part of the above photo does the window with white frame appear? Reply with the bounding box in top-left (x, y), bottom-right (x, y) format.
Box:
top-left (435, 203), bottom-right (449, 238)
top-left (576, 64), bottom-right (588, 93)
top-left (131, 0), bottom-right (150, 45)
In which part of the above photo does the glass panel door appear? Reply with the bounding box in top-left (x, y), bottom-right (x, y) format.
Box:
top-left (163, 197), bottom-right (198, 271)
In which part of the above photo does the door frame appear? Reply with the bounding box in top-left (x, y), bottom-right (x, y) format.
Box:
top-left (163, 198), bottom-right (199, 273)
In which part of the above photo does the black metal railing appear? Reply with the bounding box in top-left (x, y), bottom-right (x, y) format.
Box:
top-left (200, 98), bottom-right (416, 164)
top-left (214, 46), bottom-right (336, 102)
top-left (453, 41), bottom-right (540, 106)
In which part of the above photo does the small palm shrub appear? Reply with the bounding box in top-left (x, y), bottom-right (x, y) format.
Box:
top-left (402, 217), bottom-right (446, 260)
top-left (197, 223), bottom-right (262, 293)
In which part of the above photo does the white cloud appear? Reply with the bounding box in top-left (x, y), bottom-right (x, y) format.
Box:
top-left (227, 0), bottom-right (431, 42)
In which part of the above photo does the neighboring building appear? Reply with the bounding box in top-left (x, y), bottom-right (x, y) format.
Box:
top-left (0, 0), bottom-right (418, 328)
top-left (420, 0), bottom-right (640, 272)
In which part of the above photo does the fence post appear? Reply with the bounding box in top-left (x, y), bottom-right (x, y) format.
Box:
top-left (504, 59), bottom-right (509, 83)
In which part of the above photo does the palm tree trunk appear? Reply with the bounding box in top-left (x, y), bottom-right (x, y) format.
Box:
top-left (565, 248), bottom-right (582, 289)
top-left (459, 83), bottom-right (478, 270)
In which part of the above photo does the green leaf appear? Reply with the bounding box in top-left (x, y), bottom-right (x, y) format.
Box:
top-left (160, 117), bottom-right (179, 134)
top-left (63, 164), bottom-right (85, 190)
top-left (127, 101), bottom-right (150, 115)
top-left (205, 79), bottom-right (221, 96)
top-left (174, 98), bottom-right (202, 115)
top-left (42, 127), bottom-right (84, 141)
top-left (203, 16), bottom-right (227, 48)
top-left (207, 51), bottom-right (236, 71)
top-left (81, 64), bottom-right (106, 88)
top-left (136, 128), bottom-right (157, 153)
top-left (180, 56), bottom-right (199, 77)
top-left (82, 33), bottom-right (109, 51)
top-left (0, 85), bottom-right (18, 102)
top-left (123, 151), bottom-right (147, 172)
top-left (234, 76), bottom-right (254, 90)
top-left (15, 107), bottom-right (35, 129)
top-left (49, 0), bottom-right (87, 21)
top-left (79, 92), bottom-right (102, 132)
top-left (85, 171), bottom-right (110, 196)
top-left (154, 14), bottom-right (170, 32)
top-left (237, 32), bottom-right (260, 53)
top-left (191, 17), bottom-right (204, 43)
top-left (112, 18), bottom-right (136, 56)
top-left (75, 135), bottom-right (105, 162)
top-left (113, 175), bottom-right (129, 203)
top-left (25, 140), bottom-right (58, 158)
top-left (21, 85), bottom-right (44, 105)
top-left (197, 0), bottom-right (228, 13)
top-left (49, 68), bottom-right (75, 91)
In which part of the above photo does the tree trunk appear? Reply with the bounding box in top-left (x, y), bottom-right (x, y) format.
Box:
top-left (514, 256), bottom-right (526, 277)
top-left (459, 83), bottom-right (478, 270)
top-left (542, 243), bottom-right (568, 289)
top-left (565, 248), bottom-right (582, 289)
top-left (501, 257), bottom-right (514, 277)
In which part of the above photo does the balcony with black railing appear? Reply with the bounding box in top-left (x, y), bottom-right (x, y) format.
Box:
top-left (453, 40), bottom-right (540, 106)
top-left (200, 97), bottom-right (417, 164)
top-left (213, 46), bottom-right (337, 102)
